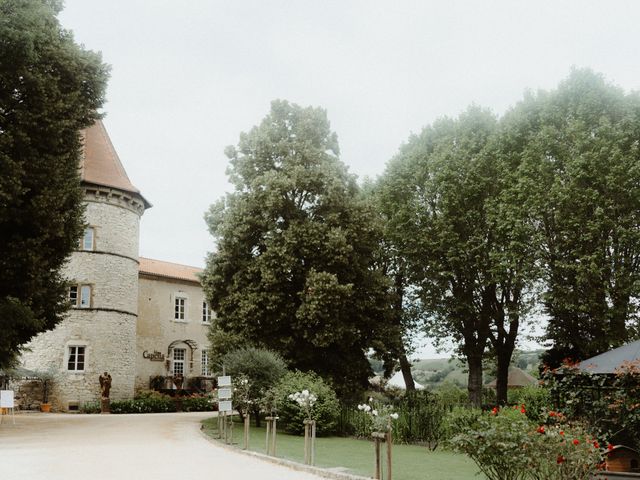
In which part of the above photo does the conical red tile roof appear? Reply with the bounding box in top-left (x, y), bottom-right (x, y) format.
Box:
top-left (80, 120), bottom-right (151, 208)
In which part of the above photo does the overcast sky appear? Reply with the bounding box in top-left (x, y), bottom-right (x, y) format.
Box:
top-left (58, 1), bottom-right (640, 356)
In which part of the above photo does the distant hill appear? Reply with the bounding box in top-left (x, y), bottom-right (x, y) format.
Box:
top-left (408, 350), bottom-right (544, 389)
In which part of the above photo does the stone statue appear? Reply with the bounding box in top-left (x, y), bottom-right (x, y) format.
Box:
top-left (173, 373), bottom-right (184, 390)
top-left (99, 372), bottom-right (112, 399)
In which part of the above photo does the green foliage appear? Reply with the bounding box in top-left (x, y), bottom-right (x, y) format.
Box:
top-left (0, 0), bottom-right (109, 368)
top-left (502, 69), bottom-right (640, 362)
top-left (110, 395), bottom-right (176, 414)
top-left (378, 106), bottom-right (536, 406)
top-left (109, 392), bottom-right (215, 414)
top-left (221, 347), bottom-right (287, 402)
top-left (203, 100), bottom-right (391, 397)
top-left (435, 381), bottom-right (470, 407)
top-left (80, 401), bottom-right (100, 414)
top-left (181, 394), bottom-right (216, 412)
top-left (392, 390), bottom-right (448, 449)
top-left (450, 407), bottom-right (604, 480)
top-left (544, 362), bottom-right (640, 450)
top-left (508, 386), bottom-right (551, 423)
top-left (269, 370), bottom-right (339, 436)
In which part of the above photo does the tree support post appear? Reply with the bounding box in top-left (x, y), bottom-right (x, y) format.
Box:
top-left (372, 432), bottom-right (386, 480)
top-left (265, 416), bottom-right (279, 456)
top-left (303, 419), bottom-right (316, 465)
top-left (243, 413), bottom-right (250, 450)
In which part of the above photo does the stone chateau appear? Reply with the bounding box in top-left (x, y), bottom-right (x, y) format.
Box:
top-left (19, 121), bottom-right (212, 411)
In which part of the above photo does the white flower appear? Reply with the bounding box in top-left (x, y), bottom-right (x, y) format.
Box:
top-left (372, 409), bottom-right (378, 416)
top-left (390, 413), bottom-right (399, 420)
top-left (369, 397), bottom-right (373, 403)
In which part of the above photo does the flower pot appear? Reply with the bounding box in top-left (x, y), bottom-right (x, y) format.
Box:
top-left (40, 403), bottom-right (51, 412)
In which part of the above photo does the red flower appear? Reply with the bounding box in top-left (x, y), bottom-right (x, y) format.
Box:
top-left (520, 407), bottom-right (526, 414)
top-left (491, 407), bottom-right (498, 415)
top-left (557, 455), bottom-right (566, 464)
top-left (537, 426), bottom-right (545, 434)
top-left (548, 411), bottom-right (557, 417)
top-left (593, 441), bottom-right (600, 449)
top-left (607, 443), bottom-right (615, 451)
top-left (573, 439), bottom-right (580, 446)
top-left (559, 430), bottom-right (565, 436)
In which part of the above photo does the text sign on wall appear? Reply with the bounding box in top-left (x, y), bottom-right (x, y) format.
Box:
top-left (218, 400), bottom-right (233, 413)
top-left (0, 390), bottom-right (14, 408)
top-left (217, 375), bottom-right (231, 387)
top-left (218, 388), bottom-right (232, 400)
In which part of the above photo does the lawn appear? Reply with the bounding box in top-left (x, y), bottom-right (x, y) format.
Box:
top-left (201, 417), bottom-right (484, 480)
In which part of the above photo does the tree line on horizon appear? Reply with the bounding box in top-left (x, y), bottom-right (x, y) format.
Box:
top-left (203, 69), bottom-right (640, 406)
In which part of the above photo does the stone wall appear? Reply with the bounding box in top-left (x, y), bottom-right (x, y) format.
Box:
top-left (19, 190), bottom-right (141, 411)
top-left (135, 275), bottom-right (211, 393)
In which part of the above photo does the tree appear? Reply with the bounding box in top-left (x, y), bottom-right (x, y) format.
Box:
top-left (220, 347), bottom-right (287, 426)
top-left (380, 107), bottom-right (537, 405)
top-left (503, 69), bottom-right (640, 365)
top-left (368, 176), bottom-right (424, 391)
top-left (202, 100), bottom-right (391, 399)
top-left (0, 0), bottom-right (109, 368)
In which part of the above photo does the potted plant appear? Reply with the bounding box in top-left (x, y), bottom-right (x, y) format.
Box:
top-left (37, 370), bottom-right (56, 412)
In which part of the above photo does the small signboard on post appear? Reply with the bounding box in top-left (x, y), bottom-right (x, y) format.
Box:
top-left (0, 390), bottom-right (14, 408)
top-left (217, 375), bottom-right (231, 387)
top-left (0, 390), bottom-right (15, 425)
top-left (217, 375), bottom-right (233, 444)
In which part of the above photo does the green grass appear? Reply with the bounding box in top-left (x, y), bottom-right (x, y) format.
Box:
top-left (201, 417), bottom-right (484, 480)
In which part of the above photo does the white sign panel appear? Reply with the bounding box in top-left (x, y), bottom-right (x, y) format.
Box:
top-left (217, 375), bottom-right (231, 387)
top-left (0, 390), bottom-right (14, 408)
top-left (218, 388), bottom-right (232, 400)
top-left (218, 400), bottom-right (233, 413)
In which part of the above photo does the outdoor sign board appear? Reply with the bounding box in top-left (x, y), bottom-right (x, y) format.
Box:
top-left (217, 375), bottom-right (231, 387)
top-left (218, 400), bottom-right (233, 413)
top-left (0, 390), bottom-right (14, 408)
top-left (218, 388), bottom-right (232, 399)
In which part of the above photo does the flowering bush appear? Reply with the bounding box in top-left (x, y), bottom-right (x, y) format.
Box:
top-left (450, 405), bottom-right (605, 480)
top-left (269, 371), bottom-right (339, 435)
top-left (288, 389), bottom-right (317, 419)
top-left (543, 359), bottom-right (640, 450)
top-left (357, 398), bottom-right (399, 433)
top-left (232, 375), bottom-right (252, 415)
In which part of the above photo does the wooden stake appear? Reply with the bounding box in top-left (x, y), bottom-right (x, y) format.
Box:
top-left (311, 420), bottom-right (316, 466)
top-left (243, 414), bottom-right (250, 450)
top-left (386, 429), bottom-right (392, 480)
top-left (265, 417), bottom-right (271, 454)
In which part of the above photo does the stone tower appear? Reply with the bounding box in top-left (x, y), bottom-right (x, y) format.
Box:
top-left (21, 120), bottom-right (150, 411)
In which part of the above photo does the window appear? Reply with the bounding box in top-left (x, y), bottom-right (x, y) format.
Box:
top-left (67, 346), bottom-right (86, 371)
top-left (202, 301), bottom-right (212, 323)
top-left (69, 285), bottom-right (91, 308)
top-left (80, 285), bottom-right (91, 308)
top-left (174, 295), bottom-right (186, 321)
top-left (201, 350), bottom-right (211, 376)
top-left (69, 285), bottom-right (78, 305)
top-left (80, 227), bottom-right (94, 251)
top-left (172, 348), bottom-right (185, 375)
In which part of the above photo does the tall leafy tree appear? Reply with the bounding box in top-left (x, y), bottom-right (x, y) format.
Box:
top-left (503, 69), bottom-right (640, 365)
top-left (0, 0), bottom-right (109, 368)
top-left (202, 100), bottom-right (391, 398)
top-left (380, 107), bottom-right (537, 405)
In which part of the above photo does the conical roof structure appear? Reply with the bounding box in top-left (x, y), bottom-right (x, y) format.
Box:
top-left (80, 120), bottom-right (151, 209)
top-left (486, 367), bottom-right (538, 388)
top-left (578, 340), bottom-right (640, 374)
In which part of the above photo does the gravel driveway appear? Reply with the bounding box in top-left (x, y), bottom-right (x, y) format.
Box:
top-left (0, 412), bottom-right (325, 480)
